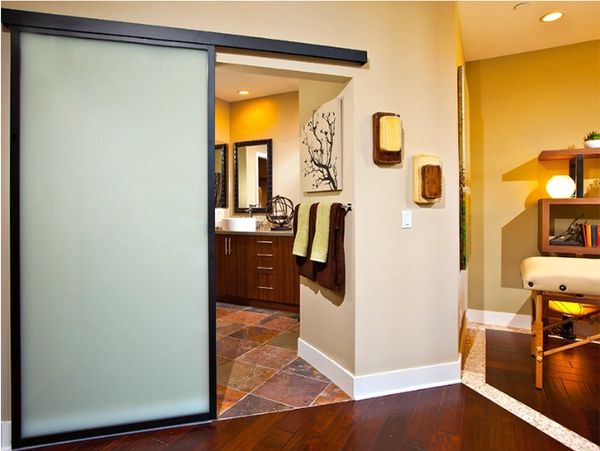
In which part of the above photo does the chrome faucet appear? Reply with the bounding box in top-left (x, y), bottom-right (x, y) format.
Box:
top-left (248, 204), bottom-right (257, 217)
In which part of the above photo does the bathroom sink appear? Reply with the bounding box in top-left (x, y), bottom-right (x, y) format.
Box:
top-left (221, 217), bottom-right (257, 232)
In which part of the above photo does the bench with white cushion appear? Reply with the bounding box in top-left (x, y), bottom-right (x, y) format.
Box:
top-left (520, 256), bottom-right (600, 389)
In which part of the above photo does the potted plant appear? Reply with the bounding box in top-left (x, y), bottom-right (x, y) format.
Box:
top-left (583, 131), bottom-right (600, 148)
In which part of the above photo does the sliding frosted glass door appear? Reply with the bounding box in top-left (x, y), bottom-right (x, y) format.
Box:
top-left (15, 30), bottom-right (213, 443)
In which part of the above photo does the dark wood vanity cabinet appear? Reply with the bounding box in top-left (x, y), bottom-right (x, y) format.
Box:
top-left (216, 233), bottom-right (299, 310)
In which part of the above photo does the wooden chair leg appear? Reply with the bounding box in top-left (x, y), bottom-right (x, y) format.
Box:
top-left (534, 292), bottom-right (544, 389)
top-left (530, 295), bottom-right (536, 356)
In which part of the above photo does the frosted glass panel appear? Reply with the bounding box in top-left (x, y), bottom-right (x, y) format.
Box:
top-left (19, 32), bottom-right (209, 437)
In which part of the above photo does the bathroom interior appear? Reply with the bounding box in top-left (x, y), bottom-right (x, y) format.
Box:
top-left (213, 63), bottom-right (351, 418)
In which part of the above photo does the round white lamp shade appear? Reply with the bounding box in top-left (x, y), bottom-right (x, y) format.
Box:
top-left (546, 175), bottom-right (576, 199)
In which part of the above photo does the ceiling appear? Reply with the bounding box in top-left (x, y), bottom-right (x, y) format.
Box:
top-left (215, 2), bottom-right (600, 101)
top-left (215, 64), bottom-right (299, 102)
top-left (458, 1), bottom-right (600, 61)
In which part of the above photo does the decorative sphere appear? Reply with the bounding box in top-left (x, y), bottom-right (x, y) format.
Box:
top-left (546, 175), bottom-right (576, 199)
top-left (266, 196), bottom-right (295, 229)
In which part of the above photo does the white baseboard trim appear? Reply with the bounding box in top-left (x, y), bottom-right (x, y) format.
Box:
top-left (297, 338), bottom-right (355, 397)
top-left (298, 338), bottom-right (461, 401)
top-left (1, 421), bottom-right (10, 451)
top-left (353, 359), bottom-right (461, 400)
top-left (467, 309), bottom-right (530, 329)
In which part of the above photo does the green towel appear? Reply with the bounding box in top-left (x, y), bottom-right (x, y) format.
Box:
top-left (310, 202), bottom-right (332, 263)
top-left (292, 203), bottom-right (311, 257)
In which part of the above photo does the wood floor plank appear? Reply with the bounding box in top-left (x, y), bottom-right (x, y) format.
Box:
top-left (429, 431), bottom-right (460, 451)
top-left (436, 384), bottom-right (466, 436)
top-left (486, 329), bottom-right (599, 445)
top-left (314, 398), bottom-right (372, 449)
top-left (401, 386), bottom-right (444, 449)
top-left (280, 402), bottom-right (349, 450)
top-left (371, 390), bottom-right (419, 450)
top-left (339, 395), bottom-right (399, 450)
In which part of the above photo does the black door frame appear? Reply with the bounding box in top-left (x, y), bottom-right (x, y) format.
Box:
top-left (2, 8), bottom-right (367, 449)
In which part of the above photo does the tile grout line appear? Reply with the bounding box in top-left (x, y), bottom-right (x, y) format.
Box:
top-left (218, 302), bottom-right (336, 420)
top-left (309, 382), bottom-right (333, 407)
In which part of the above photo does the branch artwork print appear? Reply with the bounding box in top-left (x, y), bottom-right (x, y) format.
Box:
top-left (301, 97), bottom-right (343, 193)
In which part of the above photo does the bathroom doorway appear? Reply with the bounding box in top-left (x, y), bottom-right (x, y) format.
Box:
top-left (214, 64), bottom-right (351, 418)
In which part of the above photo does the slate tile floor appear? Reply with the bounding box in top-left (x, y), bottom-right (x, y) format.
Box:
top-left (216, 302), bottom-right (351, 418)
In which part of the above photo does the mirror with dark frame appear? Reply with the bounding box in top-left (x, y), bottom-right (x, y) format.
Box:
top-left (234, 139), bottom-right (273, 213)
top-left (214, 144), bottom-right (227, 208)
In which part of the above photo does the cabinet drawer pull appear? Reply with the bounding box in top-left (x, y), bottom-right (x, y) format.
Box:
top-left (257, 286), bottom-right (274, 290)
top-left (257, 266), bottom-right (273, 270)
top-left (257, 240), bottom-right (273, 244)
top-left (257, 253), bottom-right (273, 257)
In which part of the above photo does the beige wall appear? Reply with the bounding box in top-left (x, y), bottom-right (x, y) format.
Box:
top-left (467, 40), bottom-right (600, 315)
top-left (351, 3), bottom-right (459, 375)
top-left (298, 79), bottom-right (355, 372)
top-left (2, 1), bottom-right (461, 416)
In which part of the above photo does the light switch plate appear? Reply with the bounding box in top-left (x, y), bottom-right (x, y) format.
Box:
top-left (402, 210), bottom-right (412, 229)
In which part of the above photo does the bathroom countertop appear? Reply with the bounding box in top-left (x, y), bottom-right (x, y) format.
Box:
top-left (215, 229), bottom-right (294, 237)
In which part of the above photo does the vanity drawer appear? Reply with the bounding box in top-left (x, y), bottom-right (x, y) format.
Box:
top-left (256, 273), bottom-right (275, 289)
top-left (254, 238), bottom-right (275, 255)
top-left (255, 273), bottom-right (280, 301)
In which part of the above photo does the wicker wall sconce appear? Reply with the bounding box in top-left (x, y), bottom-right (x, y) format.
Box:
top-left (413, 154), bottom-right (442, 204)
top-left (373, 112), bottom-right (403, 164)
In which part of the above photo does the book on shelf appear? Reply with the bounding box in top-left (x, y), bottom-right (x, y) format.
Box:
top-left (578, 223), bottom-right (600, 247)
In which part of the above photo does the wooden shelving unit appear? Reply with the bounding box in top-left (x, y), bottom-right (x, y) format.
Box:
top-left (538, 198), bottom-right (600, 256)
top-left (538, 148), bottom-right (600, 161)
top-left (538, 148), bottom-right (599, 198)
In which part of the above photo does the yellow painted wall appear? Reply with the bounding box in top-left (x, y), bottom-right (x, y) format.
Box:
top-left (228, 91), bottom-right (300, 213)
top-left (467, 40), bottom-right (600, 316)
top-left (215, 98), bottom-right (230, 145)
top-left (2, 1), bottom-right (460, 415)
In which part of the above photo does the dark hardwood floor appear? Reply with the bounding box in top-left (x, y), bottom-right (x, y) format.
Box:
top-left (486, 329), bottom-right (599, 445)
top-left (39, 384), bottom-right (568, 450)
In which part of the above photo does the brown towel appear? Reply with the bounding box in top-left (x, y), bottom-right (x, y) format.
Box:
top-left (314, 203), bottom-right (347, 292)
top-left (293, 202), bottom-right (347, 292)
top-left (293, 203), bottom-right (318, 280)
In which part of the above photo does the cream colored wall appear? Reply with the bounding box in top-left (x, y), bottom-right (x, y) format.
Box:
top-left (351, 2), bottom-right (459, 375)
top-left (298, 79), bottom-right (355, 372)
top-left (467, 40), bottom-right (600, 315)
top-left (2, 1), bottom-right (461, 414)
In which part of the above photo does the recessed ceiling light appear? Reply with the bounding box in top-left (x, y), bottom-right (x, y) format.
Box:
top-left (238, 90), bottom-right (250, 96)
top-left (513, 2), bottom-right (529, 11)
top-left (540, 11), bottom-right (564, 22)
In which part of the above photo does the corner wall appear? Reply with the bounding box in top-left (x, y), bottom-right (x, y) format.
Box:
top-left (351, 2), bottom-right (459, 378)
top-left (297, 79), bottom-right (355, 374)
top-left (467, 40), bottom-right (600, 317)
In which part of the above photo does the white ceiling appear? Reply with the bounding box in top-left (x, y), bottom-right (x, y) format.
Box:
top-left (458, 1), bottom-right (600, 61)
top-left (215, 2), bottom-right (600, 101)
top-left (215, 64), bottom-right (299, 102)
